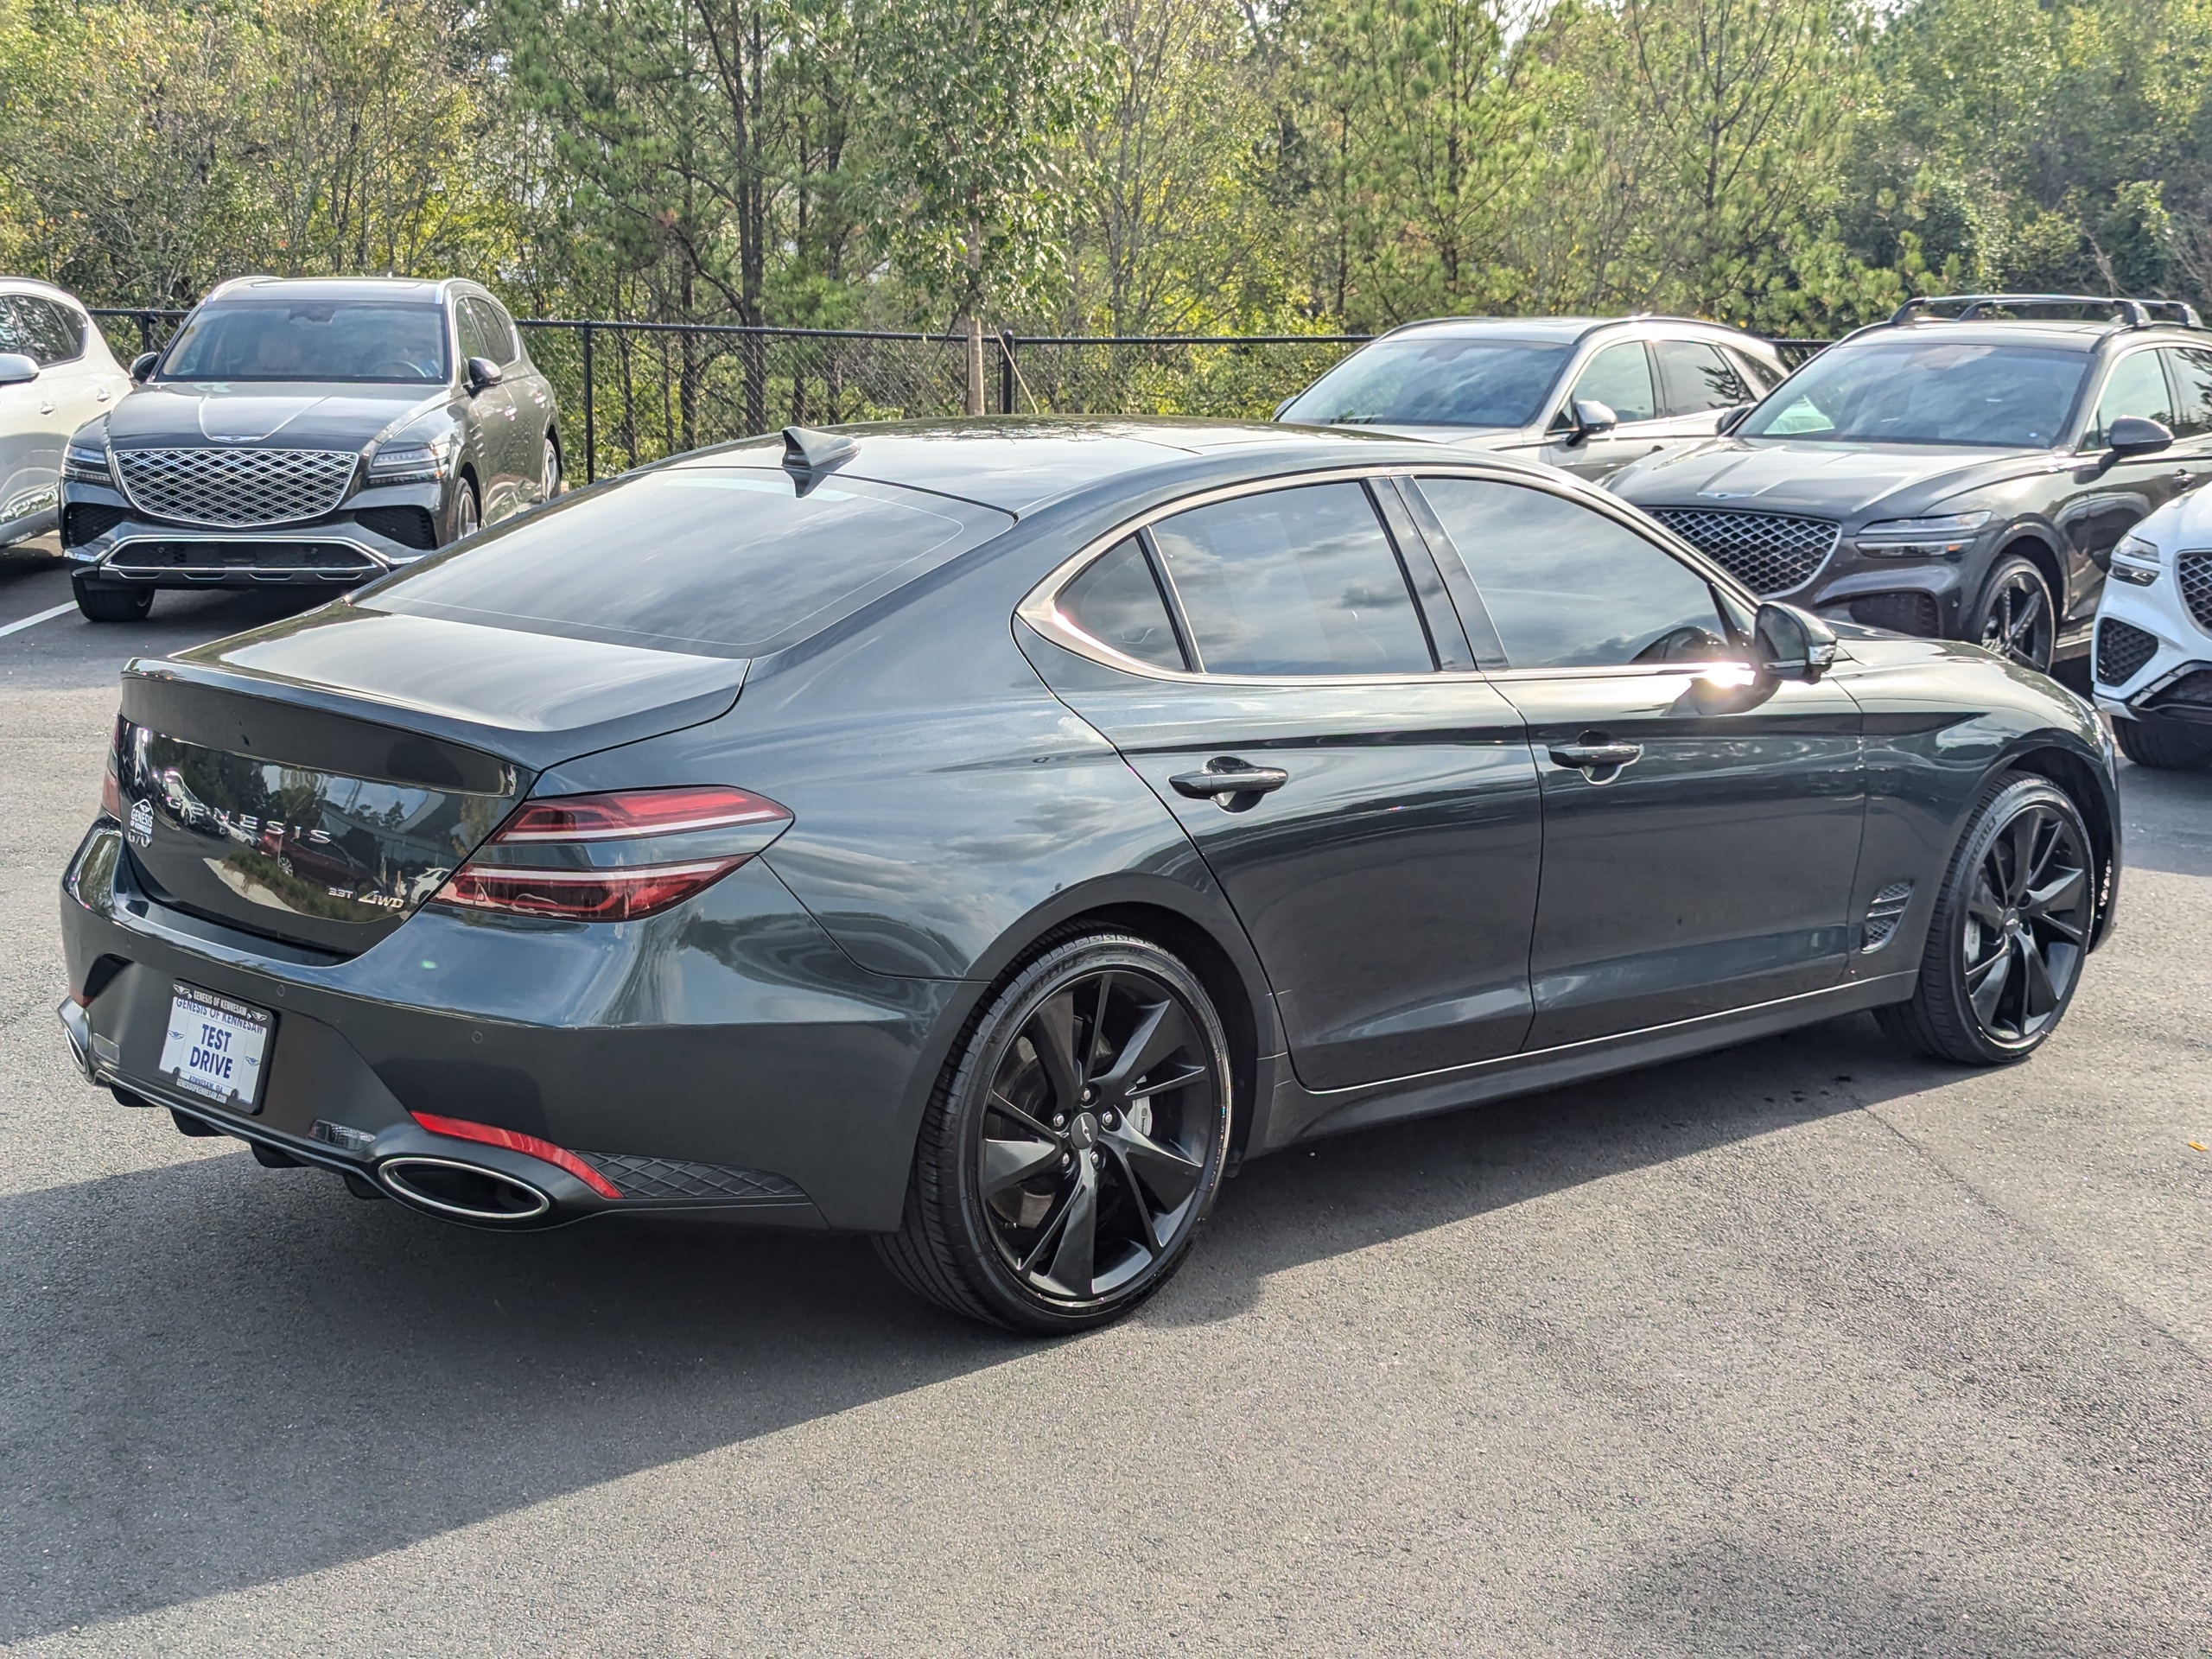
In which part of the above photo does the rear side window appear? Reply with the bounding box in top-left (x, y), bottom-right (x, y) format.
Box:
top-left (1726, 346), bottom-right (1782, 395)
top-left (1654, 340), bottom-right (1750, 414)
top-left (2163, 348), bottom-right (2212, 438)
top-left (1414, 477), bottom-right (1732, 670)
top-left (1151, 482), bottom-right (1433, 676)
top-left (1567, 341), bottom-right (1656, 424)
top-left (365, 467), bottom-right (1011, 658)
top-left (1058, 537), bottom-right (1187, 670)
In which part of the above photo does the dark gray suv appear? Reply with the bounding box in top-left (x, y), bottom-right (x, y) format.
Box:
top-left (60, 276), bottom-right (563, 620)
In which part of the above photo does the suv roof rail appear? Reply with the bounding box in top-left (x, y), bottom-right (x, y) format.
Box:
top-left (1889, 292), bottom-right (2205, 330)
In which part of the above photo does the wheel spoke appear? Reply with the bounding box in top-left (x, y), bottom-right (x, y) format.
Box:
top-left (1038, 1155), bottom-right (1099, 1297)
top-left (1026, 990), bottom-right (1087, 1110)
top-left (1103, 1119), bottom-right (1205, 1213)
top-left (2005, 813), bottom-right (2042, 901)
top-left (988, 1089), bottom-right (1058, 1143)
top-left (1094, 995), bottom-right (1193, 1096)
top-left (980, 1135), bottom-right (1062, 1199)
top-left (2018, 935), bottom-right (2060, 1018)
top-left (1967, 876), bottom-right (2006, 932)
top-left (2008, 587), bottom-right (2043, 646)
top-left (2023, 866), bottom-right (2085, 919)
top-left (1967, 942), bottom-right (2012, 1023)
top-left (1108, 1145), bottom-right (1165, 1256)
top-left (1082, 972), bottom-right (1118, 1077)
top-left (2035, 911), bottom-right (2087, 945)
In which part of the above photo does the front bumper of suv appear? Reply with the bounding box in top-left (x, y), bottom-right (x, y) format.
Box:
top-left (60, 471), bottom-right (449, 589)
top-left (2089, 550), bottom-right (2212, 724)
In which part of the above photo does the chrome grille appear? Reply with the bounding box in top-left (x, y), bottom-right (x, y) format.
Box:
top-left (2095, 617), bottom-right (2158, 686)
top-left (1650, 508), bottom-right (1840, 595)
top-left (114, 447), bottom-right (356, 528)
top-left (2177, 550), bottom-right (2212, 632)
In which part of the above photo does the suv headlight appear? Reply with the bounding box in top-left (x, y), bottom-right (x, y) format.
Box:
top-left (1853, 511), bottom-right (1992, 556)
top-left (2113, 533), bottom-right (2162, 566)
top-left (367, 430), bottom-right (460, 484)
top-left (63, 439), bottom-right (113, 485)
top-left (2109, 533), bottom-right (2163, 585)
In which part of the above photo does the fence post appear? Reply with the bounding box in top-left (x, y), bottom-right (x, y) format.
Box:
top-left (138, 313), bottom-right (154, 356)
top-left (999, 330), bottom-right (1016, 416)
top-left (581, 322), bottom-right (596, 484)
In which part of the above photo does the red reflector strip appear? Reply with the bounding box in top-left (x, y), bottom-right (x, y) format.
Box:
top-left (435, 855), bottom-right (747, 922)
top-left (408, 1110), bottom-right (622, 1199)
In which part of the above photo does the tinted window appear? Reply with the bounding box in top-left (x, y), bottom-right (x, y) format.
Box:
top-left (1415, 477), bottom-right (1731, 670)
top-left (366, 467), bottom-right (1010, 658)
top-left (1058, 537), bottom-right (1186, 670)
top-left (1568, 341), bottom-right (1656, 423)
top-left (455, 299), bottom-right (499, 365)
top-left (162, 301), bottom-right (448, 382)
top-left (480, 298), bottom-right (521, 365)
top-left (1738, 338), bottom-right (2087, 446)
top-left (2166, 347), bottom-right (2212, 439)
top-left (1151, 482), bottom-right (1433, 675)
top-left (2084, 351), bottom-right (2177, 448)
top-left (1280, 337), bottom-right (1570, 428)
top-left (10, 296), bottom-right (86, 365)
top-left (1654, 339), bottom-right (1749, 414)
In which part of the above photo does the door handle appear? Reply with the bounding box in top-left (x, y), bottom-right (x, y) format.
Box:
top-left (94, 386), bottom-right (111, 402)
top-left (38, 401), bottom-right (54, 416)
top-left (1548, 739), bottom-right (1643, 780)
top-left (1170, 759), bottom-right (1290, 801)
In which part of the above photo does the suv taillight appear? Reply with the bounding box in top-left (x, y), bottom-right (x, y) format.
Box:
top-left (433, 785), bottom-right (792, 922)
top-left (100, 716), bottom-right (127, 820)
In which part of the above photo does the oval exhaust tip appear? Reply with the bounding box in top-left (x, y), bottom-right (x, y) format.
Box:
top-left (378, 1155), bottom-right (552, 1223)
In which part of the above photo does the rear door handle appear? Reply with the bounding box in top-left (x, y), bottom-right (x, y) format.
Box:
top-left (1548, 740), bottom-right (1643, 779)
top-left (1171, 760), bottom-right (1290, 800)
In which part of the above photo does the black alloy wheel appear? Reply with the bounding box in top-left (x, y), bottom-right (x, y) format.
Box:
top-left (1974, 556), bottom-right (2055, 672)
top-left (449, 476), bottom-right (480, 544)
top-left (1878, 774), bottom-right (2095, 1064)
top-left (880, 932), bottom-right (1233, 1332)
top-left (543, 436), bottom-right (564, 502)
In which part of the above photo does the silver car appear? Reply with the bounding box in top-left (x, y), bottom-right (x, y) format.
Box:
top-left (1274, 315), bottom-right (1788, 482)
top-left (0, 279), bottom-right (130, 549)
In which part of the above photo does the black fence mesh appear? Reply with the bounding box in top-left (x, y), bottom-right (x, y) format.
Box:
top-left (90, 309), bottom-right (1830, 483)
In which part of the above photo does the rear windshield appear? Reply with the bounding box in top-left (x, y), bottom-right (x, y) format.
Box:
top-left (160, 301), bottom-right (449, 383)
top-left (1280, 337), bottom-right (1570, 429)
top-left (362, 467), bottom-right (1012, 658)
top-left (1738, 338), bottom-right (2090, 447)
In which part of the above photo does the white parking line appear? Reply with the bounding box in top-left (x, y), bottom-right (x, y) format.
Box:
top-left (0, 601), bottom-right (75, 639)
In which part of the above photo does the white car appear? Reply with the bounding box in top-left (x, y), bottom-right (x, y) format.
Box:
top-left (0, 279), bottom-right (131, 550)
top-left (2091, 486), bottom-right (2212, 768)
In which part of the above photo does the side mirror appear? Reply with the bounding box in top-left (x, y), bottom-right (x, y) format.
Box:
top-left (1561, 398), bottom-right (1618, 448)
top-left (1717, 404), bottom-right (1752, 436)
top-left (130, 352), bottom-right (158, 382)
top-left (465, 355), bottom-right (504, 392)
top-left (0, 353), bottom-right (39, 387)
top-left (1753, 601), bottom-right (1837, 683)
top-left (1272, 395), bottom-right (1296, 422)
top-left (2104, 414), bottom-right (2172, 461)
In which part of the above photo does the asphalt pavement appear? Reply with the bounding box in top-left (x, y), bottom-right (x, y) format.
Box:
top-left (2, 537), bottom-right (2208, 1656)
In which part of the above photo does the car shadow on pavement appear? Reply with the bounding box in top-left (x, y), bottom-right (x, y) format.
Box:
top-left (1, 1011), bottom-right (1938, 1641)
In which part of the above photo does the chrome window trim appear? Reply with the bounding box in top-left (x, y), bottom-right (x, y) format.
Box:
top-left (1016, 461), bottom-right (1761, 687)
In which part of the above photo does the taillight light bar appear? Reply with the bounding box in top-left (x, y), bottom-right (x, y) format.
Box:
top-left (430, 785), bottom-right (792, 923)
top-left (409, 1110), bottom-right (622, 1198)
top-left (100, 715), bottom-right (127, 820)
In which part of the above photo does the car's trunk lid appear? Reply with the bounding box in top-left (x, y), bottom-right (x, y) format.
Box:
top-left (116, 606), bottom-right (749, 955)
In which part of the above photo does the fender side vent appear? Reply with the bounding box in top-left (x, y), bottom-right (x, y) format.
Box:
top-left (1860, 880), bottom-right (1914, 951)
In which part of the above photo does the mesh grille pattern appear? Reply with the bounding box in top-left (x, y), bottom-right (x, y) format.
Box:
top-left (115, 447), bottom-right (356, 528)
top-left (1849, 591), bottom-right (1941, 636)
top-left (1650, 508), bottom-right (1840, 595)
top-left (62, 502), bottom-right (126, 546)
top-left (2095, 617), bottom-right (2159, 686)
top-left (578, 1153), bottom-right (804, 1203)
top-left (1860, 878), bottom-right (1915, 951)
top-left (2177, 551), bottom-right (2212, 632)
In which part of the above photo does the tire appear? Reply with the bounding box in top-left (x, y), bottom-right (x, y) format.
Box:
top-left (1876, 773), bottom-right (2097, 1065)
top-left (2113, 711), bottom-right (2212, 771)
top-left (447, 475), bottom-right (480, 544)
top-left (1969, 556), bottom-right (2056, 672)
top-left (73, 581), bottom-right (152, 622)
top-left (542, 435), bottom-right (565, 501)
top-left (876, 931), bottom-right (1235, 1332)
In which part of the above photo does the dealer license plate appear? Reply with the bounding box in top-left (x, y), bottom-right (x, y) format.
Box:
top-left (156, 983), bottom-right (274, 1113)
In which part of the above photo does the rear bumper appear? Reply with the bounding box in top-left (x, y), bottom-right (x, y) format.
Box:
top-left (60, 820), bottom-right (966, 1232)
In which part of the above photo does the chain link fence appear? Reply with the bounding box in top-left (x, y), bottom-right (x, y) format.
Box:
top-left (91, 309), bottom-right (1829, 484)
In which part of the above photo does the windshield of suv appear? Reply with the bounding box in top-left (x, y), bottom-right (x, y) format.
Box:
top-left (362, 467), bottom-right (1013, 658)
top-left (1280, 337), bottom-right (1571, 428)
top-left (159, 301), bottom-right (449, 383)
top-left (1738, 338), bottom-right (2090, 447)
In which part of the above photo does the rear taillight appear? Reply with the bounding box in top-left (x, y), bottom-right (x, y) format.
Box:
top-left (99, 716), bottom-right (126, 820)
top-left (431, 785), bottom-right (792, 923)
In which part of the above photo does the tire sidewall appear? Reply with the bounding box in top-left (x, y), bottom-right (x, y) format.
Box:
top-left (936, 934), bottom-right (1234, 1332)
top-left (1927, 775), bottom-right (2094, 1062)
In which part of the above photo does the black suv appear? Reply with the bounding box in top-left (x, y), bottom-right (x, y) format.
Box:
top-left (60, 276), bottom-right (563, 620)
top-left (1608, 294), bottom-right (2212, 671)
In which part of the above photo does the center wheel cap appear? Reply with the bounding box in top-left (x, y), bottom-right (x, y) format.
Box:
top-left (1066, 1110), bottom-right (1100, 1151)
